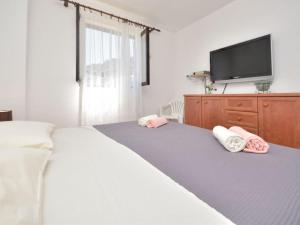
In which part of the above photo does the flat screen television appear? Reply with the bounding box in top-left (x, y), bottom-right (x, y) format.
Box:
top-left (210, 35), bottom-right (272, 83)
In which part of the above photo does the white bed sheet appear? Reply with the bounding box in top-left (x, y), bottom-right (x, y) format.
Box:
top-left (43, 127), bottom-right (234, 225)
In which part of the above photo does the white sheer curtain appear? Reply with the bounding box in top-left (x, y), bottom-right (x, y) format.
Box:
top-left (80, 12), bottom-right (142, 125)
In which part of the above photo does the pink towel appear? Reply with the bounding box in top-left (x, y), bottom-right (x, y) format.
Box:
top-left (229, 126), bottom-right (269, 154)
top-left (146, 117), bottom-right (168, 128)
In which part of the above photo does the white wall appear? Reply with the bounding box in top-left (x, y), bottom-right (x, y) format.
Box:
top-left (27, 0), bottom-right (79, 127)
top-left (26, 0), bottom-right (174, 127)
top-left (172, 0), bottom-right (300, 99)
top-left (0, 0), bottom-right (28, 119)
top-left (143, 30), bottom-right (175, 115)
top-left (8, 0), bottom-right (299, 126)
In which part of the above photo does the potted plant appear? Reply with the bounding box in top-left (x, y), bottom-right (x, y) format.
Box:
top-left (205, 83), bottom-right (217, 94)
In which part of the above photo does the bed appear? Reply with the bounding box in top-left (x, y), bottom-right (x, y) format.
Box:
top-left (43, 126), bottom-right (234, 225)
top-left (94, 121), bottom-right (300, 225)
top-left (3, 120), bottom-right (299, 225)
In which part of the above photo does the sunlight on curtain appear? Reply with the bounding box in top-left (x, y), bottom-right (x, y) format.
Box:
top-left (80, 12), bottom-right (142, 125)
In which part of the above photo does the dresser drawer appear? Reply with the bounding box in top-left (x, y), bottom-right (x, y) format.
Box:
top-left (225, 123), bottom-right (258, 135)
top-left (224, 110), bottom-right (258, 128)
top-left (224, 97), bottom-right (257, 112)
top-left (184, 97), bottom-right (202, 127)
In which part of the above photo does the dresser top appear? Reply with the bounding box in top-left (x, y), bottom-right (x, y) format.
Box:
top-left (184, 93), bottom-right (300, 97)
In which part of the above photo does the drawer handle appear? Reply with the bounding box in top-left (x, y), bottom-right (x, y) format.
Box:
top-left (237, 102), bottom-right (243, 107)
top-left (237, 117), bottom-right (242, 121)
top-left (263, 103), bottom-right (269, 108)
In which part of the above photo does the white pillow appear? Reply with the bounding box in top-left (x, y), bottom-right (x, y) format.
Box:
top-left (0, 147), bottom-right (52, 225)
top-left (0, 121), bottom-right (55, 149)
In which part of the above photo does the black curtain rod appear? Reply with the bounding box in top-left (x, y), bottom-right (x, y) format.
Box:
top-left (60, 0), bottom-right (161, 32)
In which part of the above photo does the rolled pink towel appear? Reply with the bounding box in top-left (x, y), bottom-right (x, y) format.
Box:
top-left (229, 126), bottom-right (269, 154)
top-left (146, 117), bottom-right (168, 128)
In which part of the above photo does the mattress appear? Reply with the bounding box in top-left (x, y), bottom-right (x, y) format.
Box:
top-left (95, 121), bottom-right (300, 225)
top-left (43, 127), bottom-right (233, 225)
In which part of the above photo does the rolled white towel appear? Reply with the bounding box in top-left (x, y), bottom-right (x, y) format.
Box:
top-left (138, 114), bottom-right (158, 127)
top-left (212, 126), bottom-right (246, 153)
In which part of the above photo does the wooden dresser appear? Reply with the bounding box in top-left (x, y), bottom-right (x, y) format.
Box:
top-left (0, 110), bottom-right (12, 122)
top-left (184, 93), bottom-right (300, 148)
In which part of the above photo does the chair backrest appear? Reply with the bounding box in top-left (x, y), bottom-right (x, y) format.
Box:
top-left (170, 100), bottom-right (184, 115)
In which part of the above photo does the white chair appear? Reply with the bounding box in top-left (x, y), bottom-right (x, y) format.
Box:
top-left (160, 100), bottom-right (184, 123)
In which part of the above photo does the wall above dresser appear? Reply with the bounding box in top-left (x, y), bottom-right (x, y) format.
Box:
top-left (172, 0), bottom-right (300, 99)
top-left (184, 93), bottom-right (300, 149)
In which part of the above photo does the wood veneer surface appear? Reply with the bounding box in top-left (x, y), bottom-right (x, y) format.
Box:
top-left (184, 93), bottom-right (300, 148)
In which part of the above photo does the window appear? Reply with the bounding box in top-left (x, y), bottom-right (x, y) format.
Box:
top-left (81, 23), bottom-right (142, 125)
top-left (85, 26), bottom-right (136, 88)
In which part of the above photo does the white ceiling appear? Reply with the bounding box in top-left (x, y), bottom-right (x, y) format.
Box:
top-left (98, 0), bottom-right (235, 31)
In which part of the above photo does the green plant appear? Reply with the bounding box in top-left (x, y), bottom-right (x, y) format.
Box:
top-left (205, 83), bottom-right (217, 94)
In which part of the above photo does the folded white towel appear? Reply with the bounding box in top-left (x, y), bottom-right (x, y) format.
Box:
top-left (212, 126), bottom-right (246, 153)
top-left (138, 114), bottom-right (158, 127)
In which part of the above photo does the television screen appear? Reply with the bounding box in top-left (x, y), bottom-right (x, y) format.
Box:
top-left (210, 35), bottom-right (272, 83)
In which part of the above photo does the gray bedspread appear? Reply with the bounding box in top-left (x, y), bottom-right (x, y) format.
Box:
top-left (94, 122), bottom-right (300, 225)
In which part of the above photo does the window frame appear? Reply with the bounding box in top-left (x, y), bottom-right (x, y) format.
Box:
top-left (141, 28), bottom-right (150, 86)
